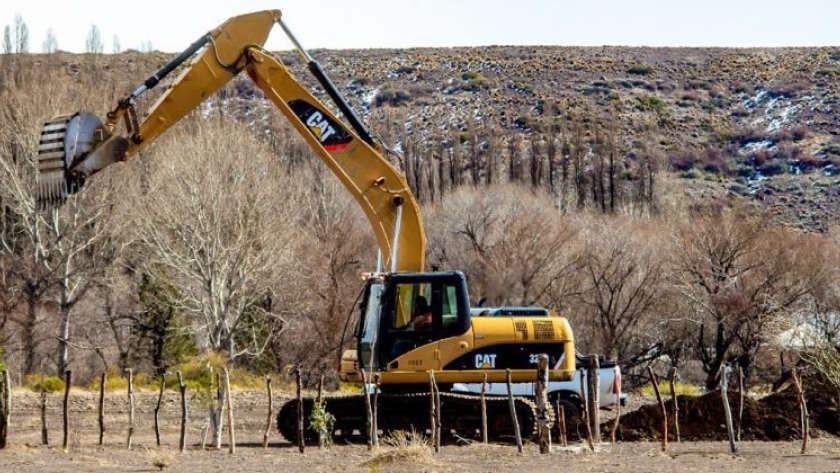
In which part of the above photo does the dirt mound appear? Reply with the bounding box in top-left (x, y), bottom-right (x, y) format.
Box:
top-left (613, 375), bottom-right (840, 441)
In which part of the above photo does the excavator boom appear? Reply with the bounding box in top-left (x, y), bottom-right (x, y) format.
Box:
top-left (36, 9), bottom-right (424, 272)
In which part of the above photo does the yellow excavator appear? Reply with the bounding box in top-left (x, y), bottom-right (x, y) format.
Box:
top-left (36, 10), bottom-right (575, 441)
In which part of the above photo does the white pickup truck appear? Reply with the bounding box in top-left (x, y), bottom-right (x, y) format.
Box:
top-left (451, 352), bottom-right (625, 420)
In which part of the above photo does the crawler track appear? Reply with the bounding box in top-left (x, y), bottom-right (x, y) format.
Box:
top-left (277, 391), bottom-right (549, 443)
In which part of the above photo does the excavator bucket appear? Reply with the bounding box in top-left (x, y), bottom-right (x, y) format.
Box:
top-left (36, 111), bottom-right (126, 208)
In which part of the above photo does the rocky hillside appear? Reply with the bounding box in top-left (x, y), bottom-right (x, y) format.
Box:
top-left (15, 45), bottom-right (840, 229)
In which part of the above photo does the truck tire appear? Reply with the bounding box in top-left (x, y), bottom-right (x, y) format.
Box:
top-left (550, 393), bottom-right (582, 424)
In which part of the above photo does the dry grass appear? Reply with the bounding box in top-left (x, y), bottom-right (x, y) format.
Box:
top-left (143, 447), bottom-right (177, 471)
top-left (362, 430), bottom-right (435, 469)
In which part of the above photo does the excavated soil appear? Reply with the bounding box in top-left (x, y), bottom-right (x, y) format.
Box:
top-left (613, 374), bottom-right (840, 441)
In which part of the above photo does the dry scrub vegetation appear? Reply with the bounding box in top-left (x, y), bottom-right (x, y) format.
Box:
top-left (0, 45), bottom-right (839, 402)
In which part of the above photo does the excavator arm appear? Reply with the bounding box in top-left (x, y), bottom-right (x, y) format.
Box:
top-left (36, 10), bottom-right (425, 273)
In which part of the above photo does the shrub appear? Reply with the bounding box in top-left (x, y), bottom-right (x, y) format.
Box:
top-left (627, 64), bottom-right (653, 75)
top-left (680, 90), bottom-right (701, 102)
top-left (640, 381), bottom-right (699, 397)
top-left (395, 65), bottom-right (416, 75)
top-left (635, 95), bottom-right (666, 115)
top-left (373, 86), bottom-right (411, 107)
top-left (26, 375), bottom-right (66, 393)
top-left (513, 115), bottom-right (531, 130)
top-left (671, 150), bottom-right (698, 172)
top-left (456, 71), bottom-right (487, 92)
top-left (758, 160), bottom-right (786, 176)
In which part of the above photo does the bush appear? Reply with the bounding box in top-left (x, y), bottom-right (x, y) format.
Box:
top-left (636, 95), bottom-right (666, 114)
top-left (640, 381), bottom-right (699, 397)
top-left (459, 71), bottom-right (487, 92)
top-left (26, 375), bottom-right (66, 393)
top-left (627, 64), bottom-right (653, 75)
top-left (373, 86), bottom-right (411, 107)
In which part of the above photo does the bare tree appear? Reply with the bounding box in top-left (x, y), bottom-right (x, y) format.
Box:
top-left (574, 216), bottom-right (666, 361)
top-left (129, 119), bottom-right (300, 360)
top-left (425, 184), bottom-right (580, 307)
top-left (669, 207), bottom-right (816, 389)
top-left (112, 35), bottom-right (121, 54)
top-left (85, 24), bottom-right (103, 54)
top-left (2, 26), bottom-right (10, 54)
top-left (41, 28), bottom-right (57, 54)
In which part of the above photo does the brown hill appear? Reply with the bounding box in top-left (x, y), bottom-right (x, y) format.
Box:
top-left (4, 45), bottom-right (839, 229)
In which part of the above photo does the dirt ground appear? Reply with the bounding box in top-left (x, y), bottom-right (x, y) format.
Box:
top-left (1, 389), bottom-right (839, 472)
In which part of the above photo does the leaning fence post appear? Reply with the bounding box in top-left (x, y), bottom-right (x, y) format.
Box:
top-left (98, 372), bottom-right (106, 446)
top-left (154, 373), bottom-right (166, 446)
top-left (647, 366), bottom-right (667, 452)
top-left (791, 368), bottom-right (809, 454)
top-left (720, 365), bottom-right (738, 454)
top-left (362, 370), bottom-right (373, 451)
top-left (480, 373), bottom-right (488, 444)
top-left (62, 370), bottom-right (71, 453)
top-left (224, 368), bottom-right (235, 454)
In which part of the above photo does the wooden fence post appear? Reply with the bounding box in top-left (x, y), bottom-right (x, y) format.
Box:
top-left (480, 373), bottom-right (488, 444)
top-left (434, 376), bottom-right (442, 453)
top-left (362, 370), bottom-right (373, 451)
top-left (126, 368), bottom-right (134, 450)
top-left (316, 375), bottom-right (324, 449)
top-left (587, 354), bottom-right (601, 444)
top-left (669, 367), bottom-right (680, 442)
top-left (295, 368), bottom-right (304, 454)
top-left (62, 370), bottom-right (71, 453)
top-left (736, 366), bottom-right (744, 442)
top-left (579, 368), bottom-right (594, 451)
top-left (41, 386), bottom-right (49, 446)
top-left (791, 368), bottom-right (809, 454)
top-left (98, 372), bottom-right (106, 446)
top-left (373, 374), bottom-right (380, 449)
top-left (610, 365), bottom-right (622, 444)
top-left (263, 376), bottom-right (272, 450)
top-left (154, 373), bottom-right (166, 446)
top-left (537, 354), bottom-right (551, 454)
top-left (428, 370), bottom-right (440, 453)
top-left (647, 367), bottom-right (667, 452)
top-left (224, 368), bottom-right (235, 454)
top-left (177, 371), bottom-right (187, 453)
top-left (215, 370), bottom-right (226, 450)
top-left (720, 365), bottom-right (738, 454)
top-left (0, 370), bottom-right (11, 449)
top-left (557, 400), bottom-right (568, 448)
top-left (505, 368), bottom-right (523, 453)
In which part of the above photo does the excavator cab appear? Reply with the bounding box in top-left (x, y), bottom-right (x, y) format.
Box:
top-left (357, 272), bottom-right (471, 373)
